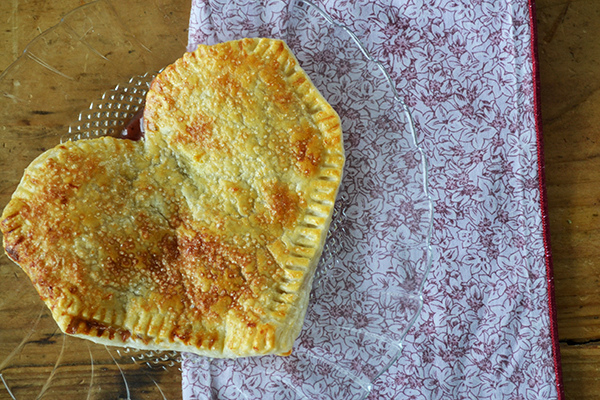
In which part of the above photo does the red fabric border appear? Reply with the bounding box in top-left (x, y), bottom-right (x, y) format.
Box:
top-left (528, 1), bottom-right (564, 399)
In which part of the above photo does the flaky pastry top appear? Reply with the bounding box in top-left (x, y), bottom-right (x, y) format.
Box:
top-left (1, 38), bottom-right (344, 357)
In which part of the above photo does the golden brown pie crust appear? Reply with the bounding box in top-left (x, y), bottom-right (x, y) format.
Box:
top-left (1, 38), bottom-right (344, 357)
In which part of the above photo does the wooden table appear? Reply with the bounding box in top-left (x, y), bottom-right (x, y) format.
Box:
top-left (0, 0), bottom-right (596, 398)
top-left (0, 1), bottom-right (191, 398)
top-left (537, 0), bottom-right (600, 398)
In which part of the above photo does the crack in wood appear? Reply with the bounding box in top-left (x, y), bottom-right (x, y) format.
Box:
top-left (560, 338), bottom-right (600, 346)
top-left (542, 1), bottom-right (571, 45)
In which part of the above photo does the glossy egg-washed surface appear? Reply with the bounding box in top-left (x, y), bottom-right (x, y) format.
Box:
top-left (0, 38), bottom-right (344, 358)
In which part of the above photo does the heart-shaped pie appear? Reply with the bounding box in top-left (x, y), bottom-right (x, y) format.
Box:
top-left (1, 38), bottom-right (344, 357)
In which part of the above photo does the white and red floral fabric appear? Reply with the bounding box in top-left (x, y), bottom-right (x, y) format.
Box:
top-left (183, 1), bottom-right (562, 399)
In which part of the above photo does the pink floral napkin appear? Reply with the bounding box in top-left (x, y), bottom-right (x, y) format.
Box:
top-left (183, 1), bottom-right (563, 399)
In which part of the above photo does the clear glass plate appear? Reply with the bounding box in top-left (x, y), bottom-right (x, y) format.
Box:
top-left (0, 0), bottom-right (432, 399)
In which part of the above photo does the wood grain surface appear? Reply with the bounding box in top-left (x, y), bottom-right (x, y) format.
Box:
top-left (0, 1), bottom-right (190, 399)
top-left (537, 0), bottom-right (600, 398)
top-left (0, 0), bottom-right (596, 399)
